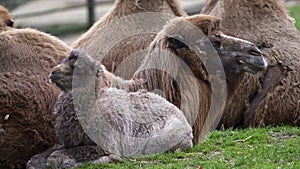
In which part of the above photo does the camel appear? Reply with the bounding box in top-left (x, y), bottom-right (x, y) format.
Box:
top-left (0, 28), bottom-right (71, 168)
top-left (202, 0), bottom-right (300, 127)
top-left (0, 5), bottom-right (15, 31)
top-left (130, 14), bottom-right (267, 143)
top-left (27, 49), bottom-right (193, 169)
top-left (72, 0), bottom-right (187, 79)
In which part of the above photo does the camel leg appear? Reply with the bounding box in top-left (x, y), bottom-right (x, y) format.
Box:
top-left (143, 117), bottom-right (193, 155)
top-left (46, 145), bottom-right (105, 169)
top-left (92, 154), bottom-right (122, 164)
top-left (27, 144), bottom-right (63, 169)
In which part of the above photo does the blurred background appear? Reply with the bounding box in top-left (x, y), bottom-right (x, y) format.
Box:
top-left (0, 0), bottom-right (299, 44)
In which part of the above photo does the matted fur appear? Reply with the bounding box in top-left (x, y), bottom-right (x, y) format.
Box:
top-left (202, 0), bottom-right (300, 127)
top-left (27, 49), bottom-right (192, 168)
top-left (56, 49), bottom-right (193, 155)
top-left (0, 28), bottom-right (71, 168)
top-left (0, 5), bottom-right (15, 32)
top-left (72, 0), bottom-right (187, 79)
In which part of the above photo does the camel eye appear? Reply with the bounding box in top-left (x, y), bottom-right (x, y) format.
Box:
top-left (214, 33), bottom-right (221, 38)
top-left (209, 35), bottom-right (221, 48)
top-left (51, 69), bottom-right (60, 75)
top-left (5, 19), bottom-right (14, 27)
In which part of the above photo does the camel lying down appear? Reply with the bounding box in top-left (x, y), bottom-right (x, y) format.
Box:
top-left (27, 49), bottom-right (193, 168)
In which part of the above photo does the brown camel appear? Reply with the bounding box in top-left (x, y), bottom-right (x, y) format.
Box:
top-left (202, 0), bottom-right (300, 127)
top-left (72, 0), bottom-right (187, 79)
top-left (130, 14), bottom-right (267, 143)
top-left (0, 28), bottom-right (71, 168)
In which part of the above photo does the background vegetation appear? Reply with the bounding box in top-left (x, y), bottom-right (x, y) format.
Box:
top-left (0, 0), bottom-right (33, 10)
top-left (289, 4), bottom-right (300, 30)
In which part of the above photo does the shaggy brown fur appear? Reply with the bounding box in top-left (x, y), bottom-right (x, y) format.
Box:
top-left (0, 28), bottom-right (71, 76)
top-left (0, 73), bottom-right (59, 169)
top-left (28, 49), bottom-right (192, 168)
top-left (72, 0), bottom-right (187, 79)
top-left (0, 28), bottom-right (71, 168)
top-left (0, 5), bottom-right (15, 32)
top-left (202, 0), bottom-right (300, 127)
top-left (132, 14), bottom-right (267, 143)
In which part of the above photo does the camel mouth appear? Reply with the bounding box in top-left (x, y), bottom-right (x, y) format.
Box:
top-left (49, 69), bottom-right (62, 81)
top-left (49, 73), bottom-right (63, 85)
top-left (238, 55), bottom-right (268, 74)
top-left (49, 73), bottom-right (73, 92)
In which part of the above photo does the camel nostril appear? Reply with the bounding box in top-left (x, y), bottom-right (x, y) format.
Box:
top-left (248, 49), bottom-right (262, 56)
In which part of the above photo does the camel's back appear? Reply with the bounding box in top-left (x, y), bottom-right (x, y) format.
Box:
top-left (0, 28), bottom-right (71, 75)
top-left (93, 87), bottom-right (192, 157)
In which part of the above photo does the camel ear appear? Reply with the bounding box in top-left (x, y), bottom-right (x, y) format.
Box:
top-left (166, 34), bottom-right (187, 49)
top-left (5, 19), bottom-right (14, 27)
top-left (199, 17), bottom-right (221, 35)
top-left (63, 49), bottom-right (80, 63)
top-left (96, 64), bottom-right (105, 77)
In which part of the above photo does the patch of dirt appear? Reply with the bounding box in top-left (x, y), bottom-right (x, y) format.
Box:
top-left (271, 132), bottom-right (298, 140)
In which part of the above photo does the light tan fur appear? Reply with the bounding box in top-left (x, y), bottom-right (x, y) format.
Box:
top-left (0, 28), bottom-right (71, 75)
top-left (0, 5), bottom-right (15, 32)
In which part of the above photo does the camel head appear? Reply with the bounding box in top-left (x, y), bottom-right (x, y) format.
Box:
top-left (49, 49), bottom-right (103, 92)
top-left (208, 31), bottom-right (267, 74)
top-left (0, 5), bottom-right (15, 31)
top-left (159, 14), bottom-right (267, 76)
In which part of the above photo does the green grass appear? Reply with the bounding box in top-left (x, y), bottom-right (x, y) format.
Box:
top-left (78, 126), bottom-right (300, 169)
top-left (289, 4), bottom-right (300, 30)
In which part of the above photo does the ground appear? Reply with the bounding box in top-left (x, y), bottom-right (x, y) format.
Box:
top-left (78, 126), bottom-right (300, 169)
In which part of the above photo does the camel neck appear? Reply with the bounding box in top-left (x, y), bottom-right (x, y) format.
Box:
top-left (225, 71), bottom-right (245, 103)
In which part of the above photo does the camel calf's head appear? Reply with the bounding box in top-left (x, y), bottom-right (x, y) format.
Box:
top-left (50, 49), bottom-right (103, 91)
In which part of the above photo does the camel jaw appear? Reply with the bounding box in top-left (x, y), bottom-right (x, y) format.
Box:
top-left (237, 54), bottom-right (268, 74)
top-left (213, 32), bottom-right (268, 75)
